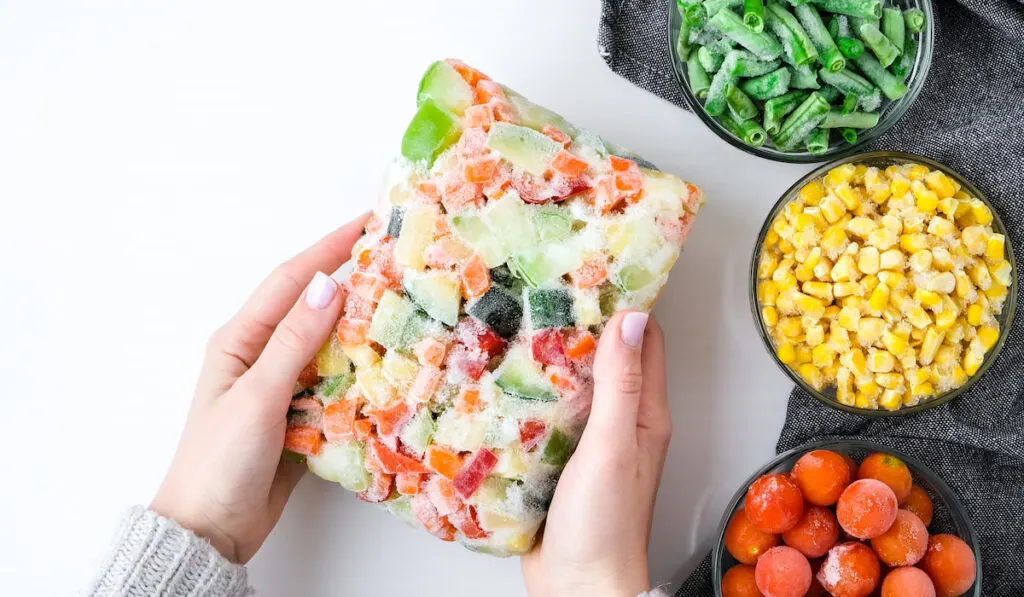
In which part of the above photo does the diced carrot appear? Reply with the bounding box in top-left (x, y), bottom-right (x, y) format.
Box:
top-left (396, 472), bottom-right (424, 496)
top-left (283, 426), bottom-right (322, 457)
top-left (463, 104), bottom-right (494, 129)
top-left (412, 493), bottom-right (457, 541)
top-left (542, 126), bottom-right (572, 148)
top-left (366, 401), bottom-right (411, 437)
top-left (463, 156), bottom-right (500, 184)
top-left (550, 150), bottom-right (589, 178)
top-left (433, 214), bottom-right (450, 237)
top-left (351, 271), bottom-right (387, 302)
top-left (593, 175), bottom-right (621, 214)
top-left (610, 155), bottom-right (643, 199)
top-left (679, 212), bottom-right (696, 239)
top-left (455, 387), bottom-right (482, 414)
top-left (569, 259), bottom-right (608, 289)
top-left (296, 361), bottom-right (320, 391)
top-left (548, 366), bottom-right (579, 395)
top-left (450, 505), bottom-right (490, 540)
top-left (490, 100), bottom-right (517, 123)
top-left (684, 182), bottom-right (702, 214)
top-left (474, 79), bottom-right (506, 104)
top-left (409, 366), bottom-right (443, 403)
top-left (356, 247), bottom-right (373, 269)
top-left (441, 181), bottom-right (483, 213)
top-left (445, 58), bottom-right (488, 87)
top-left (357, 470), bottom-right (393, 503)
top-left (460, 253), bottom-right (490, 299)
top-left (353, 418), bottom-right (373, 440)
top-left (609, 155), bottom-right (634, 172)
top-left (323, 400), bottom-right (358, 442)
top-left (368, 439), bottom-right (429, 474)
top-left (343, 291), bottom-right (375, 321)
top-left (566, 333), bottom-right (597, 360)
top-left (416, 180), bottom-right (441, 203)
top-left (413, 337), bottom-right (448, 368)
top-left (425, 445), bottom-right (464, 480)
top-left (482, 165), bottom-right (512, 199)
top-left (456, 127), bottom-right (489, 160)
top-left (426, 475), bottom-right (464, 516)
top-left (336, 318), bottom-right (370, 345)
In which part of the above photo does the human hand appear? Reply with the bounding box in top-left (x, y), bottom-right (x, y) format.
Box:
top-left (521, 311), bottom-right (672, 597)
top-left (150, 213), bottom-right (369, 564)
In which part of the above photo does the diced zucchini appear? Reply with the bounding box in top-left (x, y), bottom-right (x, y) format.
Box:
top-left (399, 411), bottom-right (437, 456)
top-left (467, 285), bottom-right (523, 340)
top-left (574, 289), bottom-right (602, 327)
top-left (369, 290), bottom-right (418, 349)
top-left (615, 264), bottom-right (656, 292)
top-left (471, 477), bottom-right (515, 510)
top-left (342, 343), bottom-right (381, 369)
top-left (402, 311), bottom-right (445, 351)
top-left (316, 372), bottom-right (354, 403)
top-left (307, 440), bottom-right (371, 492)
top-left (381, 351), bottom-right (419, 392)
top-left (387, 206), bottom-right (405, 238)
top-left (511, 243), bottom-right (585, 287)
top-left (533, 206), bottom-right (573, 242)
top-left (541, 428), bottom-right (572, 467)
top-left (606, 218), bottom-right (661, 259)
top-left (490, 264), bottom-right (522, 292)
top-left (395, 202), bottom-right (437, 271)
top-left (433, 410), bottom-right (488, 452)
top-left (484, 194), bottom-right (537, 256)
top-left (315, 334), bottom-right (352, 377)
top-left (450, 213), bottom-right (508, 268)
top-left (502, 89), bottom-right (579, 138)
top-left (495, 345), bottom-right (557, 401)
top-left (356, 363), bottom-right (397, 408)
top-left (486, 123), bottom-right (562, 176)
top-left (401, 99), bottom-right (461, 166)
top-left (527, 287), bottom-right (575, 329)
top-left (386, 495), bottom-right (419, 527)
top-left (416, 60), bottom-right (475, 116)
top-left (403, 270), bottom-right (461, 326)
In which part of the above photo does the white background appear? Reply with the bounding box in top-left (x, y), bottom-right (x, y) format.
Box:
top-left (0, 1), bottom-right (815, 595)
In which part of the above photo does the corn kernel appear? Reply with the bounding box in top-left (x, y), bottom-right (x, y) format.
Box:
top-left (935, 344), bottom-right (958, 366)
top-left (891, 289), bottom-right (914, 312)
top-left (806, 323), bottom-right (825, 347)
top-left (965, 303), bottom-right (985, 327)
top-left (873, 388), bottom-right (899, 410)
top-left (882, 329), bottom-right (908, 356)
top-left (777, 342), bottom-right (796, 364)
top-left (914, 289), bottom-right (942, 311)
top-left (859, 380), bottom-right (881, 397)
top-left (819, 194), bottom-right (847, 224)
top-left (823, 305), bottom-right (841, 320)
top-left (757, 252), bottom-right (779, 279)
top-left (795, 265), bottom-right (816, 283)
top-left (829, 326), bottom-right (852, 352)
top-left (991, 260), bottom-right (1012, 287)
top-left (761, 306), bottom-right (779, 327)
top-left (793, 293), bottom-right (826, 319)
top-left (839, 348), bottom-right (867, 377)
top-left (955, 271), bottom-right (976, 301)
top-left (867, 349), bottom-right (895, 373)
top-left (911, 180), bottom-right (938, 212)
top-left (765, 228), bottom-right (780, 246)
top-left (847, 217), bottom-right (878, 239)
top-left (951, 365), bottom-right (968, 385)
top-left (811, 343), bottom-right (836, 368)
top-left (924, 170), bottom-right (957, 198)
top-left (907, 164), bottom-right (930, 180)
top-left (868, 228), bottom-right (899, 250)
top-left (947, 319), bottom-right (965, 343)
top-left (889, 174), bottom-right (910, 197)
top-left (825, 164), bottom-right (856, 188)
top-left (925, 271), bottom-right (957, 294)
top-left (970, 199), bottom-right (993, 226)
top-left (797, 363), bottom-right (823, 389)
top-left (909, 250), bottom-right (933, 273)
top-left (857, 246), bottom-right (880, 275)
top-left (900, 233), bottom-right (930, 254)
top-left (937, 197), bottom-right (958, 219)
top-left (778, 238), bottom-right (795, 254)
top-left (963, 350), bottom-right (983, 376)
top-left (927, 216), bottom-right (955, 238)
top-left (918, 327), bottom-right (943, 365)
top-left (969, 263), bottom-right (992, 291)
top-left (878, 271), bottom-right (906, 290)
top-left (931, 247), bottom-right (954, 271)
top-left (935, 308), bottom-right (958, 330)
top-left (986, 281), bottom-right (1008, 303)
top-left (800, 281), bottom-right (832, 301)
top-left (877, 373), bottom-right (903, 390)
top-left (800, 179), bottom-right (826, 205)
top-left (834, 282), bottom-right (864, 299)
top-left (795, 345), bottom-right (813, 365)
top-left (837, 306), bottom-right (861, 331)
top-left (813, 257), bottom-right (834, 281)
top-left (854, 317), bottom-right (884, 346)
top-left (879, 249), bottom-right (905, 271)
top-left (912, 382), bottom-right (936, 398)
top-left (986, 234), bottom-right (1006, 263)
top-left (961, 225), bottom-right (988, 255)
top-left (907, 306), bottom-right (933, 329)
top-left (978, 325), bottom-right (1000, 351)
top-left (778, 316), bottom-right (804, 338)
top-left (831, 254), bottom-right (860, 283)
top-left (821, 225), bottom-right (849, 255)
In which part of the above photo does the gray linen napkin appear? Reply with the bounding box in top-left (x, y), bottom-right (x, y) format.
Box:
top-left (598, 0), bottom-right (1024, 594)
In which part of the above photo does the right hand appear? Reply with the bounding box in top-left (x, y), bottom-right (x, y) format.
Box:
top-left (521, 311), bottom-right (672, 597)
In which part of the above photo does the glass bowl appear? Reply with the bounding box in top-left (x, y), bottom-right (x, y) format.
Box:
top-left (750, 151), bottom-right (1017, 416)
top-left (712, 439), bottom-right (982, 596)
top-left (667, 0), bottom-right (935, 163)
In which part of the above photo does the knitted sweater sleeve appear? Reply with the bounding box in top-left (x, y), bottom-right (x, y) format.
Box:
top-left (86, 506), bottom-right (251, 597)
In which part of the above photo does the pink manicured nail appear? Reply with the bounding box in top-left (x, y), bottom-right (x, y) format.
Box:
top-left (621, 312), bottom-right (648, 348)
top-left (305, 272), bottom-right (337, 310)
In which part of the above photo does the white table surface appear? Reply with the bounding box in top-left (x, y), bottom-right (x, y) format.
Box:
top-left (0, 1), bottom-right (818, 595)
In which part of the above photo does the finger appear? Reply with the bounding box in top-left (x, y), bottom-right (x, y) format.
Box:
top-left (268, 456), bottom-right (307, 516)
top-left (238, 271), bottom-right (345, 399)
top-left (581, 310), bottom-right (649, 444)
top-left (636, 314), bottom-right (671, 445)
top-left (208, 212), bottom-right (370, 372)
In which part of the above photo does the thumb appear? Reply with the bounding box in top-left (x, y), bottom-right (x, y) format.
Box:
top-left (582, 310), bottom-right (649, 443)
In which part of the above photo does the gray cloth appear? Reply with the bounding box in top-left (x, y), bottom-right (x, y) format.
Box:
top-left (86, 507), bottom-right (251, 597)
top-left (598, 0), bottom-right (1024, 595)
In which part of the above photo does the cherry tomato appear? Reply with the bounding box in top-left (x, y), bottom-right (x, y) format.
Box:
top-left (871, 509), bottom-right (929, 566)
top-left (746, 474), bottom-right (805, 534)
top-left (817, 542), bottom-right (881, 597)
top-left (881, 567), bottom-right (937, 597)
top-left (920, 534), bottom-right (977, 597)
top-left (793, 449), bottom-right (853, 506)
top-left (841, 452), bottom-right (860, 479)
top-left (722, 564), bottom-right (763, 597)
top-left (755, 546), bottom-right (811, 597)
top-left (726, 508), bottom-right (781, 565)
top-left (859, 452), bottom-right (913, 503)
top-left (782, 506), bottom-right (839, 558)
top-left (902, 485), bottom-right (934, 527)
top-left (837, 479), bottom-right (899, 539)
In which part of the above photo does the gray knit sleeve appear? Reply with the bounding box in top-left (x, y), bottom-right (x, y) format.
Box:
top-left (86, 506), bottom-right (252, 597)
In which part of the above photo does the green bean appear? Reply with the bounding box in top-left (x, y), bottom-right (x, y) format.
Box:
top-left (891, 36), bottom-right (917, 79)
top-left (821, 110), bottom-right (881, 128)
top-left (809, 0), bottom-right (881, 19)
top-left (852, 52), bottom-right (907, 99)
top-left (717, 109), bottom-right (768, 146)
top-left (773, 91), bottom-right (830, 150)
top-left (795, 4), bottom-right (846, 72)
top-left (857, 87), bottom-right (882, 111)
top-left (698, 45), bottom-right (727, 72)
top-left (857, 22), bottom-right (900, 67)
top-left (710, 9), bottom-right (784, 60)
top-left (677, 19), bottom-right (692, 60)
top-left (704, 67), bottom-right (736, 116)
top-left (691, 24), bottom-right (725, 46)
top-left (703, 0), bottom-right (743, 16)
top-left (834, 14), bottom-right (852, 37)
top-left (685, 2), bottom-right (709, 29)
top-left (818, 85), bottom-right (843, 103)
top-left (722, 50), bottom-right (782, 76)
top-left (725, 82), bottom-right (760, 120)
top-left (789, 63), bottom-right (821, 89)
top-left (837, 37), bottom-right (864, 59)
top-left (840, 93), bottom-right (859, 114)
top-left (740, 66), bottom-right (793, 100)
top-left (818, 66), bottom-right (875, 95)
top-left (744, 0), bottom-right (765, 32)
top-left (763, 90), bottom-right (810, 135)
top-left (904, 8), bottom-right (926, 33)
top-left (765, 3), bottom-right (819, 66)
top-left (687, 53), bottom-right (712, 98)
top-left (840, 127), bottom-right (858, 144)
top-left (828, 14), bottom-right (840, 38)
top-left (881, 7), bottom-right (905, 53)
top-left (806, 127), bottom-right (830, 153)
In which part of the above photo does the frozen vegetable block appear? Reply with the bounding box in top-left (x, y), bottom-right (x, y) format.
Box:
top-left (286, 59), bottom-right (706, 556)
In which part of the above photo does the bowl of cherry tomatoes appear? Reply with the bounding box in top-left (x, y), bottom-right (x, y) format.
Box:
top-left (713, 440), bottom-right (980, 597)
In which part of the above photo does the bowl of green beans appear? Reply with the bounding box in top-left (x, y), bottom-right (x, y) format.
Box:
top-left (668, 0), bottom-right (934, 162)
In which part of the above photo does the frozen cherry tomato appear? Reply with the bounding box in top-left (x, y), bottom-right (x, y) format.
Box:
top-left (746, 474), bottom-right (805, 534)
top-left (920, 534), bottom-right (977, 597)
top-left (817, 542), bottom-right (881, 597)
top-left (722, 564), bottom-right (763, 597)
top-left (793, 449), bottom-right (853, 506)
top-left (881, 567), bottom-right (937, 597)
top-left (783, 505), bottom-right (840, 558)
top-left (871, 509), bottom-right (929, 566)
top-left (859, 452), bottom-right (913, 503)
top-left (841, 452), bottom-right (859, 480)
top-left (726, 507), bottom-right (781, 565)
top-left (902, 484), bottom-right (934, 527)
top-left (837, 479), bottom-right (898, 539)
top-left (755, 546), bottom-right (811, 597)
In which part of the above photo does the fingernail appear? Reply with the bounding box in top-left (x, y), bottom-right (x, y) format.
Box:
top-left (621, 312), bottom-right (649, 348)
top-left (305, 272), bottom-right (337, 310)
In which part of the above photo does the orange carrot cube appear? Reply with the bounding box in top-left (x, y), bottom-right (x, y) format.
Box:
top-left (323, 400), bottom-right (358, 442)
top-left (460, 254), bottom-right (490, 299)
top-left (413, 337), bottom-right (448, 368)
top-left (570, 259), bottom-right (608, 289)
top-left (409, 366), bottom-right (443, 403)
top-left (425, 445), bottom-right (464, 480)
top-left (566, 333), bottom-right (597, 360)
top-left (336, 318), bottom-right (370, 345)
top-left (455, 387), bottom-right (482, 414)
top-left (542, 126), bottom-right (572, 148)
top-left (351, 272), bottom-right (387, 302)
top-left (396, 472), bottom-right (424, 495)
top-left (550, 150), bottom-right (589, 178)
top-left (284, 426), bottom-right (323, 457)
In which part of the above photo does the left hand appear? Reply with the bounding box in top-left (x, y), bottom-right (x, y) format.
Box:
top-left (150, 212), bottom-right (369, 563)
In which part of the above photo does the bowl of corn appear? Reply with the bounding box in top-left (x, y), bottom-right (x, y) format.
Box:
top-left (751, 151), bottom-right (1016, 415)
